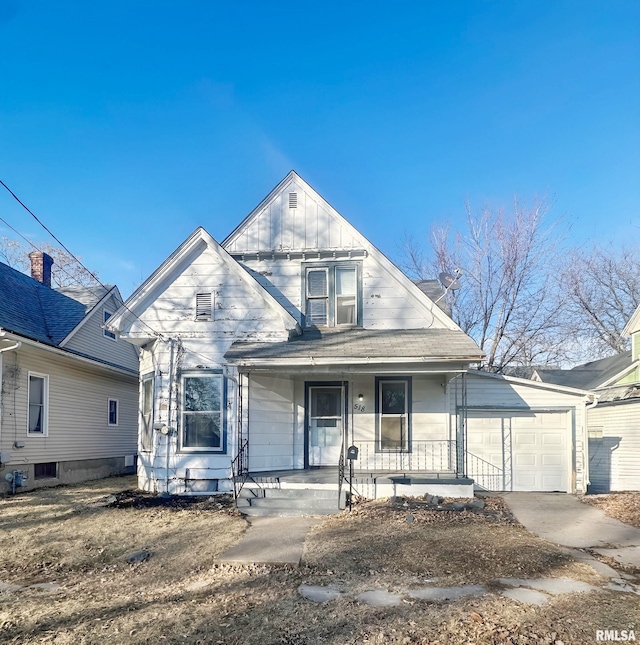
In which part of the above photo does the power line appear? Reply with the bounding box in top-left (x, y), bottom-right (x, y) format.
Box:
top-left (0, 178), bottom-right (164, 341)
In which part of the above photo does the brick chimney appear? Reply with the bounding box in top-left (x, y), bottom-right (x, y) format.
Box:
top-left (28, 251), bottom-right (54, 288)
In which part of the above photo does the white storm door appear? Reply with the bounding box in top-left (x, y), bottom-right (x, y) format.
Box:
top-left (308, 386), bottom-right (344, 466)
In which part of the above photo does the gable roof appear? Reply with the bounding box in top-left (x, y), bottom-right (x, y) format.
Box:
top-left (0, 261), bottom-right (87, 346)
top-left (223, 171), bottom-right (461, 332)
top-left (225, 327), bottom-right (484, 367)
top-left (107, 226), bottom-right (300, 339)
top-left (57, 284), bottom-right (119, 310)
top-left (622, 302), bottom-right (640, 337)
top-left (533, 351), bottom-right (633, 391)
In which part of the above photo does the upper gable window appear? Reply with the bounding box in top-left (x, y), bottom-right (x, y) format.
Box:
top-left (304, 263), bottom-right (361, 328)
top-left (195, 293), bottom-right (213, 321)
top-left (103, 310), bottom-right (116, 340)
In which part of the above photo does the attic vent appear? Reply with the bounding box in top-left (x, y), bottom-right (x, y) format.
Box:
top-left (288, 192), bottom-right (298, 209)
top-left (195, 293), bottom-right (212, 321)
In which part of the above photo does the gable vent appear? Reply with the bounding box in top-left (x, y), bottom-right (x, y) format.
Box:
top-left (288, 192), bottom-right (298, 209)
top-left (195, 292), bottom-right (212, 321)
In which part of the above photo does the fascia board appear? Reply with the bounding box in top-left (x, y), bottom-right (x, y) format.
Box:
top-left (226, 355), bottom-right (482, 368)
top-left (59, 286), bottom-right (121, 348)
top-left (621, 304), bottom-right (640, 337)
top-left (469, 369), bottom-right (591, 396)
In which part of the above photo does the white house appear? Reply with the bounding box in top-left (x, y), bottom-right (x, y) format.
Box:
top-left (107, 172), bottom-right (592, 501)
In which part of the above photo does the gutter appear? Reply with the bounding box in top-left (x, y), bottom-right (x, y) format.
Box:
top-left (226, 355), bottom-right (484, 368)
top-left (0, 329), bottom-right (137, 378)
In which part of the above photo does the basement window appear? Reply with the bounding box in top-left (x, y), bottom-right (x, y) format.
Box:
top-left (34, 462), bottom-right (57, 479)
top-left (195, 293), bottom-right (213, 321)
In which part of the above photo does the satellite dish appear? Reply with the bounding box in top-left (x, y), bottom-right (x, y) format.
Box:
top-left (438, 272), bottom-right (461, 291)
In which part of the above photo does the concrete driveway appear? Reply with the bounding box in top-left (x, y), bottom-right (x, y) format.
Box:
top-left (503, 493), bottom-right (640, 569)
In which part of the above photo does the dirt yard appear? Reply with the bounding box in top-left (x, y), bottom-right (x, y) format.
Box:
top-left (1, 478), bottom-right (638, 645)
top-left (580, 491), bottom-right (640, 528)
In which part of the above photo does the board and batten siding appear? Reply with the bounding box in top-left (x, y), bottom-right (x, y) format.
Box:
top-left (248, 374), bottom-right (295, 471)
top-left (63, 293), bottom-right (139, 371)
top-left (588, 401), bottom-right (640, 492)
top-left (462, 373), bottom-right (588, 493)
top-left (0, 344), bottom-right (137, 464)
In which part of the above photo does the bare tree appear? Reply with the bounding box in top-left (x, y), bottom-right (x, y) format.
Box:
top-left (0, 237), bottom-right (98, 288)
top-left (562, 244), bottom-right (640, 361)
top-left (401, 196), bottom-right (567, 371)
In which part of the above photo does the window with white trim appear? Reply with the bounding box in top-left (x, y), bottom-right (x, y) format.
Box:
top-left (108, 399), bottom-right (118, 426)
top-left (377, 377), bottom-right (411, 451)
top-left (304, 263), bottom-right (360, 327)
top-left (103, 309), bottom-right (116, 340)
top-left (140, 374), bottom-right (154, 452)
top-left (181, 373), bottom-right (225, 451)
top-left (28, 373), bottom-right (48, 436)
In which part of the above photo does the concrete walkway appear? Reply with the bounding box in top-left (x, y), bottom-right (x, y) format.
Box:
top-left (217, 515), bottom-right (322, 565)
top-left (504, 493), bottom-right (640, 568)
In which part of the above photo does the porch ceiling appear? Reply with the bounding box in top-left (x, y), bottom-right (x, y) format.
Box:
top-left (225, 327), bottom-right (484, 367)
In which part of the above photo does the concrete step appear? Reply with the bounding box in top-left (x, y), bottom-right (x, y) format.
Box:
top-left (236, 500), bottom-right (340, 517)
top-left (236, 486), bottom-right (343, 516)
top-left (239, 487), bottom-right (338, 500)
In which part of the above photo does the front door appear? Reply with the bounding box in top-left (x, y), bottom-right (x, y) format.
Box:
top-left (307, 385), bottom-right (344, 466)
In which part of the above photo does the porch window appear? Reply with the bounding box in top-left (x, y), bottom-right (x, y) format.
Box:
top-left (181, 373), bottom-right (225, 452)
top-left (28, 373), bottom-right (48, 436)
top-left (140, 374), bottom-right (154, 452)
top-left (304, 263), bottom-right (361, 328)
top-left (377, 377), bottom-right (411, 451)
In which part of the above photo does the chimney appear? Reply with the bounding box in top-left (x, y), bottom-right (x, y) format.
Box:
top-left (28, 252), bottom-right (54, 288)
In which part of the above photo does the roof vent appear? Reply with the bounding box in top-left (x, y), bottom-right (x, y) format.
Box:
top-left (288, 192), bottom-right (298, 209)
top-left (195, 292), bottom-right (212, 321)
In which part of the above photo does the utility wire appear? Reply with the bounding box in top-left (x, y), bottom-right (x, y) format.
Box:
top-left (0, 179), bottom-right (164, 341)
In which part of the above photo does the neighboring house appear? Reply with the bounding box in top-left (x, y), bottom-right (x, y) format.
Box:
top-left (532, 312), bottom-right (640, 493)
top-left (107, 172), bottom-right (592, 499)
top-left (0, 252), bottom-right (139, 493)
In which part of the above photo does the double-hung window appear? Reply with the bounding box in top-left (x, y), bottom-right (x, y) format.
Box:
top-left (377, 377), bottom-right (411, 451)
top-left (304, 263), bottom-right (360, 327)
top-left (140, 374), bottom-right (154, 452)
top-left (108, 399), bottom-right (118, 426)
top-left (181, 373), bottom-right (226, 452)
top-left (28, 373), bottom-right (48, 436)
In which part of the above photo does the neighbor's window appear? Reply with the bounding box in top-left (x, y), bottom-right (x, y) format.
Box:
top-left (140, 374), bottom-right (154, 452)
top-left (103, 309), bottom-right (116, 340)
top-left (181, 373), bottom-right (225, 451)
top-left (377, 377), bottom-right (411, 451)
top-left (108, 399), bottom-right (118, 426)
top-left (304, 263), bottom-right (360, 328)
top-left (28, 373), bottom-right (48, 436)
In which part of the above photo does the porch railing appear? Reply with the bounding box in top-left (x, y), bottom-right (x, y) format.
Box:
top-left (231, 438), bottom-right (249, 501)
top-left (465, 452), bottom-right (503, 491)
top-left (350, 440), bottom-right (457, 474)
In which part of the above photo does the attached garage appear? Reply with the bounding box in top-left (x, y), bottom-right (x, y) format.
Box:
top-left (462, 372), bottom-right (590, 493)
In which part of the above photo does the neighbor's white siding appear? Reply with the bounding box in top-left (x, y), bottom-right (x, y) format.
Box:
top-left (588, 401), bottom-right (640, 492)
top-left (0, 343), bottom-right (137, 464)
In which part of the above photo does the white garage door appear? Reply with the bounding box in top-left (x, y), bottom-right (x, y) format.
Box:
top-left (466, 411), bottom-right (569, 492)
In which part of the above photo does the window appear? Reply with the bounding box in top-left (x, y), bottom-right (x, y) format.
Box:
top-left (376, 377), bottom-right (411, 451)
top-left (103, 309), bottom-right (116, 340)
top-left (304, 263), bottom-right (360, 328)
top-left (28, 373), bottom-right (48, 436)
top-left (108, 399), bottom-right (118, 426)
top-left (34, 462), bottom-right (57, 479)
top-left (195, 293), bottom-right (213, 321)
top-left (181, 373), bottom-right (225, 451)
top-left (140, 374), bottom-right (154, 452)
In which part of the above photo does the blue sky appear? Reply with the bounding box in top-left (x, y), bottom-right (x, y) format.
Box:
top-left (0, 1), bottom-right (638, 297)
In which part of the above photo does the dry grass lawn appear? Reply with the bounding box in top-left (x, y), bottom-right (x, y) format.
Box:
top-left (580, 491), bottom-right (640, 528)
top-left (0, 478), bottom-right (638, 645)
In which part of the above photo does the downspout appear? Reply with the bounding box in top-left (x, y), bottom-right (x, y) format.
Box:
top-left (582, 394), bottom-right (600, 493)
top-left (165, 338), bottom-right (176, 495)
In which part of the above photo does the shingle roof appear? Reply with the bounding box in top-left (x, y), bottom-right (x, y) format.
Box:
top-left (534, 351), bottom-right (633, 390)
top-left (0, 262), bottom-right (87, 346)
top-left (225, 327), bottom-right (484, 364)
top-left (57, 285), bottom-right (114, 309)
